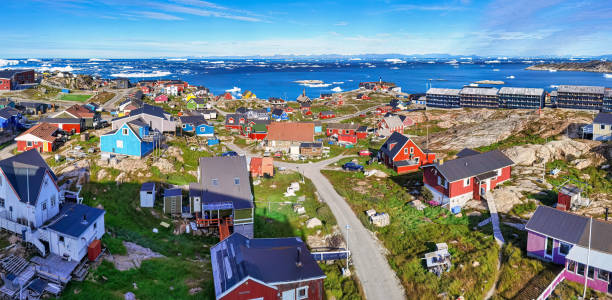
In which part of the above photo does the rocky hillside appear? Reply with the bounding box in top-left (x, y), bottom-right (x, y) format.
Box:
top-left (526, 60), bottom-right (612, 73)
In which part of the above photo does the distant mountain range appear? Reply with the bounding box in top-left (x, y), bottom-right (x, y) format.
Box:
top-left (526, 60), bottom-right (612, 73)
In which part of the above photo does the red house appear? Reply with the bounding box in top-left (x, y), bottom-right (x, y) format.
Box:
top-left (15, 122), bottom-right (61, 153)
top-left (300, 103), bottom-right (312, 115)
top-left (319, 110), bottom-right (336, 119)
top-left (0, 69), bottom-right (36, 90)
top-left (225, 113), bottom-right (247, 130)
top-left (250, 157), bottom-right (274, 178)
top-left (378, 132), bottom-right (435, 174)
top-left (155, 94), bottom-right (168, 103)
top-left (326, 123), bottom-right (359, 137)
top-left (211, 233), bottom-right (326, 300)
top-left (377, 115), bottom-right (405, 136)
top-left (422, 148), bottom-right (514, 212)
top-left (556, 184), bottom-right (584, 211)
top-left (140, 86), bottom-right (152, 94)
top-left (223, 92), bottom-right (234, 100)
top-left (375, 105), bottom-right (393, 115)
top-left (40, 117), bottom-right (84, 134)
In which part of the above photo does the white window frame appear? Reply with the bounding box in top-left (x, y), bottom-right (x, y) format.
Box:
top-left (597, 268), bottom-right (609, 281)
top-left (559, 242), bottom-right (571, 256)
top-left (464, 178), bottom-right (470, 187)
top-left (497, 168), bottom-right (502, 177)
top-left (296, 286), bottom-right (308, 300)
top-left (404, 148), bottom-right (408, 154)
top-left (122, 128), bottom-right (128, 135)
top-left (410, 147), bottom-right (414, 154)
top-left (116, 140), bottom-right (124, 149)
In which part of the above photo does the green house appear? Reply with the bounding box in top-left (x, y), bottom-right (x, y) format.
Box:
top-left (186, 98), bottom-right (207, 110)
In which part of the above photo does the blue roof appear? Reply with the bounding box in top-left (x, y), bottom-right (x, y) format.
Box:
top-left (210, 233), bottom-right (325, 298)
top-left (141, 182), bottom-right (155, 192)
top-left (47, 203), bottom-right (105, 238)
top-left (164, 188), bottom-right (182, 197)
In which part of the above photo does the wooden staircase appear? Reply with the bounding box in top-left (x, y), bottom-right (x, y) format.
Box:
top-left (514, 266), bottom-right (563, 300)
top-left (218, 221), bottom-right (231, 241)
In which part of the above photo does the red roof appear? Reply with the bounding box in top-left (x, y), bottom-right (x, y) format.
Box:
top-left (266, 122), bottom-right (314, 142)
top-left (65, 105), bottom-right (94, 118)
top-left (16, 122), bottom-right (58, 142)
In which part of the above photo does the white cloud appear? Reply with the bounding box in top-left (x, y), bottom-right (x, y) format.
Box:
top-left (138, 11), bottom-right (184, 20)
top-left (334, 21), bottom-right (348, 26)
top-left (153, 3), bottom-right (264, 22)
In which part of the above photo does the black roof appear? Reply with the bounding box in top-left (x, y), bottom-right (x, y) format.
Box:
top-left (18, 101), bottom-right (46, 108)
top-left (300, 142), bottom-right (322, 148)
top-left (180, 115), bottom-right (208, 126)
top-left (0, 150), bottom-right (57, 205)
top-left (430, 149), bottom-right (514, 182)
top-left (456, 148), bottom-right (481, 158)
top-left (141, 182), bottom-right (155, 192)
top-left (0, 69), bottom-right (33, 79)
top-left (271, 108), bottom-right (284, 116)
top-left (0, 107), bottom-right (20, 119)
top-left (526, 205), bottom-right (612, 254)
top-left (210, 233), bottom-right (325, 298)
top-left (379, 132), bottom-right (413, 159)
top-left (193, 156), bottom-right (253, 209)
top-left (47, 203), bottom-right (105, 238)
top-left (117, 104), bottom-right (167, 119)
top-left (593, 112), bottom-right (612, 125)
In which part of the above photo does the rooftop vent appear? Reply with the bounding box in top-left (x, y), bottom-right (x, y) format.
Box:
top-left (81, 214), bottom-right (88, 225)
top-left (296, 247), bottom-right (303, 268)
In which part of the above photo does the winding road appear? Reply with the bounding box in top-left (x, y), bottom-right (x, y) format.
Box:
top-left (226, 143), bottom-right (406, 300)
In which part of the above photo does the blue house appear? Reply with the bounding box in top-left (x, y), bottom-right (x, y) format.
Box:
top-left (179, 115), bottom-right (214, 137)
top-left (0, 107), bottom-right (23, 131)
top-left (270, 108), bottom-right (288, 121)
top-left (100, 118), bottom-right (157, 157)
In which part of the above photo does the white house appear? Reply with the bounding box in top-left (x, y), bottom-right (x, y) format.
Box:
top-left (0, 150), bottom-right (105, 261)
top-left (164, 85), bottom-right (179, 96)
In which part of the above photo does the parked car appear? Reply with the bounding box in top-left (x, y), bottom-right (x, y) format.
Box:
top-left (274, 151), bottom-right (282, 157)
top-left (359, 150), bottom-right (372, 156)
top-left (263, 151), bottom-right (271, 157)
top-left (342, 162), bottom-right (364, 172)
top-left (221, 151), bottom-right (238, 157)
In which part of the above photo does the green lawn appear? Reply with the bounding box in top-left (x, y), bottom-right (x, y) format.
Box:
top-left (322, 169), bottom-right (499, 299)
top-left (60, 94), bottom-right (93, 102)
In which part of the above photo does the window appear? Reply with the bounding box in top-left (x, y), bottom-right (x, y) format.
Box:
top-left (0, 198), bottom-right (4, 208)
top-left (27, 141), bottom-right (33, 147)
top-left (588, 266), bottom-right (595, 279)
top-left (577, 263), bottom-right (585, 276)
top-left (601, 124), bottom-right (606, 130)
top-left (297, 286), bottom-right (308, 300)
top-left (50, 195), bottom-right (56, 207)
top-left (567, 260), bottom-right (576, 273)
top-left (545, 237), bottom-right (553, 257)
top-left (345, 130), bottom-right (350, 134)
top-left (234, 178), bottom-right (240, 185)
top-left (598, 269), bottom-right (609, 281)
top-left (497, 168), bottom-right (502, 177)
top-left (212, 178), bottom-right (218, 186)
top-left (59, 236), bottom-right (64, 242)
top-left (122, 128), bottom-right (128, 135)
top-left (94, 222), bottom-right (97, 229)
top-left (42, 201), bottom-right (47, 210)
top-left (182, 124), bottom-right (186, 128)
top-left (410, 147), bottom-right (414, 154)
top-left (464, 178), bottom-right (470, 187)
top-left (116, 140), bottom-right (123, 149)
top-left (559, 243), bottom-right (571, 255)
top-left (404, 148), bottom-right (408, 154)
top-left (0, 176), bottom-right (2, 186)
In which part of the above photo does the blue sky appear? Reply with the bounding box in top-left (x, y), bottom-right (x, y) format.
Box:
top-left (1, 0), bottom-right (611, 58)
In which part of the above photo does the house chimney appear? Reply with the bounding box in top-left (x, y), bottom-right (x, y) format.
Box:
top-left (296, 247), bottom-right (303, 268)
top-left (81, 214), bottom-right (88, 225)
top-left (465, 162), bottom-right (468, 167)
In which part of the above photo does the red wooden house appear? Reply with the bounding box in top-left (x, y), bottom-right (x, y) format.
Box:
top-left (140, 86), bottom-right (152, 95)
top-left (556, 184), bottom-right (584, 211)
top-left (241, 120), bottom-right (269, 140)
top-left (0, 69), bottom-right (36, 90)
top-left (223, 92), bottom-right (234, 100)
top-left (300, 103), bottom-right (312, 115)
top-left (422, 148), bottom-right (514, 212)
top-left (250, 157), bottom-right (274, 177)
top-left (319, 110), bottom-right (336, 119)
top-left (326, 123), bottom-right (368, 145)
top-left (225, 113), bottom-right (247, 130)
top-left (155, 94), bottom-right (168, 103)
top-left (210, 233), bottom-right (326, 300)
top-left (40, 117), bottom-right (84, 134)
top-left (15, 122), bottom-right (61, 153)
top-left (378, 132), bottom-right (435, 174)
top-left (375, 105), bottom-right (393, 115)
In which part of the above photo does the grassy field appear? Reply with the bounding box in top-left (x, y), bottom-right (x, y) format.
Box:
top-left (90, 91), bottom-right (115, 104)
top-left (252, 171), bottom-right (363, 299)
top-left (60, 94), bottom-right (93, 102)
top-left (321, 168), bottom-right (500, 299)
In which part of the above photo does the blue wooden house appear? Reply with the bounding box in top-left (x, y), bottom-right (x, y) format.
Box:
top-left (0, 107), bottom-right (23, 131)
top-left (100, 118), bottom-right (156, 157)
top-left (179, 115), bottom-right (214, 137)
top-left (271, 108), bottom-right (288, 121)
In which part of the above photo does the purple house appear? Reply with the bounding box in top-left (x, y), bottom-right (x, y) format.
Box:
top-left (526, 206), bottom-right (612, 295)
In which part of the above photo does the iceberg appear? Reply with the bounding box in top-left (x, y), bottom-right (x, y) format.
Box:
top-left (110, 70), bottom-right (171, 78)
top-left (89, 58), bottom-right (110, 62)
top-left (331, 87), bottom-right (343, 92)
top-left (604, 74), bottom-right (612, 78)
top-left (0, 59), bottom-right (19, 67)
top-left (384, 58), bottom-right (406, 64)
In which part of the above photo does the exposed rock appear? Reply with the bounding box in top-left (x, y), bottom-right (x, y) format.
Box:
top-left (306, 218), bottom-right (322, 228)
top-left (573, 158), bottom-right (592, 170)
top-left (115, 172), bottom-right (127, 183)
top-left (152, 158), bottom-right (175, 174)
top-left (97, 169), bottom-right (109, 181)
top-left (111, 242), bottom-right (164, 271)
top-left (189, 287), bottom-right (202, 295)
top-left (503, 137), bottom-right (595, 166)
top-left (472, 261), bottom-right (480, 267)
top-left (491, 186), bottom-right (525, 213)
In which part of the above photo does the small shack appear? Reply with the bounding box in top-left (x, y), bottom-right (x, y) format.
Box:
top-left (557, 184), bottom-right (589, 211)
top-left (424, 243), bottom-right (451, 277)
top-left (163, 188), bottom-right (183, 215)
top-left (365, 209), bottom-right (390, 227)
top-left (140, 182), bottom-right (156, 207)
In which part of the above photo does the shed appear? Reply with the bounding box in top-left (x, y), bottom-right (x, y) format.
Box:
top-left (140, 182), bottom-right (156, 207)
top-left (163, 188), bottom-right (183, 215)
top-left (370, 212), bottom-right (390, 227)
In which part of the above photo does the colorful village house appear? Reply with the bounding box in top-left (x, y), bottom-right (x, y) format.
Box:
top-left (300, 102), bottom-right (312, 115)
top-left (378, 132), bottom-right (435, 174)
top-left (154, 94), bottom-right (168, 103)
top-left (52, 104), bottom-right (100, 129)
top-left (525, 206), bottom-right (612, 296)
top-left (200, 109), bottom-right (218, 120)
top-left (225, 113), bottom-right (247, 131)
top-left (100, 118), bottom-right (159, 157)
top-left (557, 184), bottom-right (589, 212)
top-left (377, 115), bottom-right (405, 136)
top-left (0, 150), bottom-right (105, 261)
top-left (179, 115), bottom-right (214, 137)
top-left (250, 157), bottom-right (274, 178)
top-left (40, 117), bottom-right (84, 134)
top-left (111, 104), bottom-right (177, 133)
top-left (300, 142), bottom-right (323, 157)
top-left (326, 123), bottom-right (368, 145)
top-left (15, 122), bottom-right (62, 153)
top-left (242, 120), bottom-right (269, 140)
top-left (265, 122), bottom-right (315, 154)
top-left (186, 97), bottom-right (207, 110)
top-left (318, 110), bottom-right (335, 119)
top-left (0, 69), bottom-right (36, 91)
top-left (0, 107), bottom-right (23, 132)
top-left (191, 156), bottom-right (254, 240)
top-left (271, 108), bottom-right (289, 121)
top-left (0, 98), bottom-right (16, 109)
top-left (210, 233), bottom-right (326, 300)
top-left (592, 112), bottom-right (612, 141)
top-left (422, 148), bottom-right (513, 212)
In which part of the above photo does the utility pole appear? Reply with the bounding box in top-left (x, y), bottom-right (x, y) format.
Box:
top-left (583, 216), bottom-right (592, 299)
top-left (345, 224), bottom-right (351, 275)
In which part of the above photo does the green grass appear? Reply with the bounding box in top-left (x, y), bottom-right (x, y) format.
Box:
top-left (475, 133), bottom-right (547, 152)
top-left (60, 94), bottom-right (93, 102)
top-left (551, 279), bottom-right (608, 299)
top-left (545, 159), bottom-right (612, 198)
top-left (404, 120), bottom-right (446, 136)
top-left (510, 200), bottom-right (537, 216)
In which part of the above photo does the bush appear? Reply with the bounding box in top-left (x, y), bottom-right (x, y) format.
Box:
top-left (421, 187), bottom-right (433, 202)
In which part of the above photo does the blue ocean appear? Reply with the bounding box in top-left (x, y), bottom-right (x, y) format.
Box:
top-left (3, 58), bottom-right (611, 99)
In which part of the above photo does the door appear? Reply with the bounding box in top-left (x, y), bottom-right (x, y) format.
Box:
top-left (282, 289), bottom-right (295, 300)
top-left (545, 237), bottom-right (554, 259)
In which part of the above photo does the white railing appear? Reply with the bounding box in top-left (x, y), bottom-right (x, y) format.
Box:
top-left (537, 270), bottom-right (565, 300)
